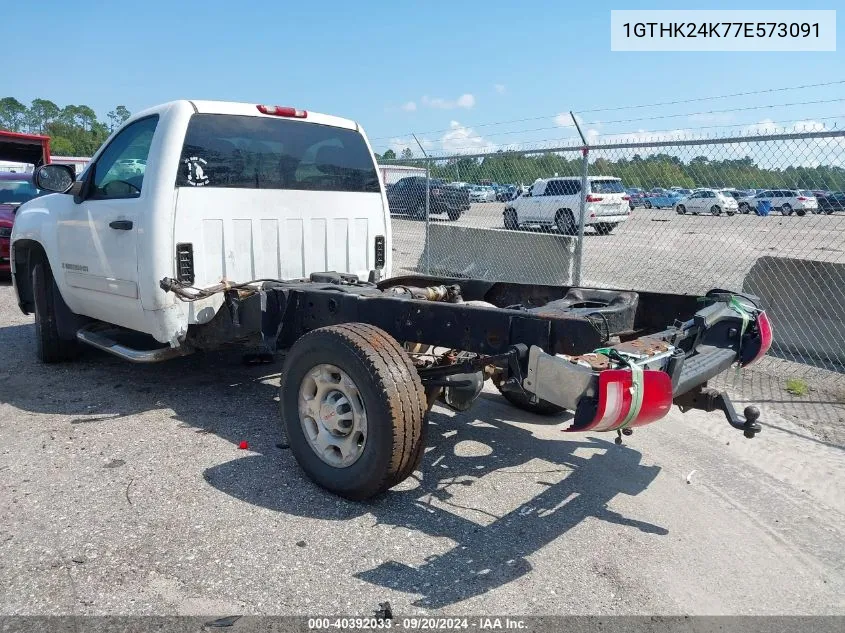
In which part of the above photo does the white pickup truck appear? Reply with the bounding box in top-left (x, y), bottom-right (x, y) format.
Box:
top-left (11, 100), bottom-right (772, 500)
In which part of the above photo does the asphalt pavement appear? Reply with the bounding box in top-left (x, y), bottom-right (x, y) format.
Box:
top-left (1, 283), bottom-right (844, 616)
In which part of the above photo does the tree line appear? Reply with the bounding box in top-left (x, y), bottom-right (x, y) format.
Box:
top-left (0, 97), bottom-right (131, 157)
top-left (381, 149), bottom-right (845, 192)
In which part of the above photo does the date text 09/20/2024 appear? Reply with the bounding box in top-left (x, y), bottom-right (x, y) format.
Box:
top-left (307, 617), bottom-right (526, 630)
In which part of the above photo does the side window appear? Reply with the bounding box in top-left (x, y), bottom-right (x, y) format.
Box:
top-left (563, 181), bottom-right (580, 196)
top-left (90, 116), bottom-right (159, 200)
top-left (544, 180), bottom-right (559, 196)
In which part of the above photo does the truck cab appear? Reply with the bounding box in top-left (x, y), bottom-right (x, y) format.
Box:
top-left (11, 100), bottom-right (390, 347)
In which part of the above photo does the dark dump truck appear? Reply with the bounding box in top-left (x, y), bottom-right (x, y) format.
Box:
top-left (386, 176), bottom-right (471, 220)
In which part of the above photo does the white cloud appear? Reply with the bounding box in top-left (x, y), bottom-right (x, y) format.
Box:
top-left (494, 84), bottom-right (506, 94)
top-left (387, 136), bottom-right (434, 156)
top-left (421, 93), bottom-right (475, 110)
top-left (553, 112), bottom-right (571, 127)
top-left (440, 120), bottom-right (496, 154)
top-left (401, 101), bottom-right (417, 112)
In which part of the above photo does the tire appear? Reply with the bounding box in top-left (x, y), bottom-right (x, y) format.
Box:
top-left (781, 204), bottom-right (793, 216)
top-left (411, 201), bottom-right (427, 220)
top-left (555, 210), bottom-right (577, 235)
top-left (32, 261), bottom-right (79, 363)
top-left (594, 223), bottom-right (617, 235)
top-left (644, 200), bottom-right (652, 209)
top-left (279, 323), bottom-right (427, 500)
top-left (496, 384), bottom-right (566, 416)
top-left (710, 205), bottom-right (722, 216)
top-left (676, 205), bottom-right (686, 215)
top-left (447, 209), bottom-right (461, 221)
top-left (796, 208), bottom-right (806, 217)
top-left (739, 203), bottom-right (751, 214)
top-left (726, 210), bottom-right (736, 216)
top-left (503, 208), bottom-right (519, 230)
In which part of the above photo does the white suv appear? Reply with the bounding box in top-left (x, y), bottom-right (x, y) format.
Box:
top-left (674, 189), bottom-right (738, 216)
top-left (738, 189), bottom-right (817, 216)
top-left (503, 176), bottom-right (630, 235)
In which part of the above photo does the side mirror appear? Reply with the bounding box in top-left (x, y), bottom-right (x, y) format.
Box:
top-left (34, 164), bottom-right (76, 193)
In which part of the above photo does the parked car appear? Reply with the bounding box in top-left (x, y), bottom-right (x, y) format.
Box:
top-left (817, 191), bottom-right (845, 214)
top-left (674, 189), bottom-right (738, 216)
top-left (503, 176), bottom-right (630, 235)
top-left (469, 185), bottom-right (496, 203)
top-left (495, 184), bottom-right (517, 202)
top-left (387, 177), bottom-right (470, 220)
top-left (720, 189), bottom-right (746, 202)
top-left (642, 190), bottom-right (684, 209)
top-left (625, 188), bottom-right (647, 208)
top-left (738, 189), bottom-right (817, 216)
top-left (0, 173), bottom-right (50, 274)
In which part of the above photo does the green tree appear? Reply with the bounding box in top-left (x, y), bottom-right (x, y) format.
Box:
top-left (26, 98), bottom-right (60, 134)
top-left (400, 148), bottom-right (414, 160)
top-left (0, 97), bottom-right (28, 131)
top-left (381, 148), bottom-right (396, 160)
top-left (106, 105), bottom-right (131, 131)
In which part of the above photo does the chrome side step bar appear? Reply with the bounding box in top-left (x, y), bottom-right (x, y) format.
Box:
top-left (76, 325), bottom-right (193, 363)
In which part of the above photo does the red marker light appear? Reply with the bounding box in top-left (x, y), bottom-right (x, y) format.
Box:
top-left (257, 105), bottom-right (308, 118)
top-left (238, 441), bottom-right (249, 450)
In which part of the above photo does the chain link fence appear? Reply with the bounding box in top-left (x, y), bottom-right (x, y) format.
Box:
top-left (380, 129), bottom-right (845, 400)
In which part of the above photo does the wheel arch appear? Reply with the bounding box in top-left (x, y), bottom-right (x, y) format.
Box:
top-left (11, 239), bottom-right (49, 314)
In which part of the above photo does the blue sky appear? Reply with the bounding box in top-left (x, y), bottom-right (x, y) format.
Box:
top-left (5, 0), bottom-right (842, 156)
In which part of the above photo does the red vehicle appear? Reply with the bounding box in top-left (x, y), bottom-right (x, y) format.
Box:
top-left (0, 131), bottom-right (51, 274)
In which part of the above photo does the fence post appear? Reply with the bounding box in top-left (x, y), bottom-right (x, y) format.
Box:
top-left (425, 157), bottom-right (431, 274)
top-left (571, 111), bottom-right (589, 286)
top-left (412, 134), bottom-right (431, 275)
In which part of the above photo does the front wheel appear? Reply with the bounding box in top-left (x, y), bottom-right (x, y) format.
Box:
top-left (796, 208), bottom-right (806, 217)
top-left (739, 203), bottom-right (751, 214)
top-left (781, 203), bottom-right (793, 216)
top-left (644, 200), bottom-right (653, 209)
top-left (710, 205), bottom-right (722, 216)
top-left (447, 209), bottom-right (462, 221)
top-left (32, 261), bottom-right (79, 363)
top-left (594, 223), bottom-right (617, 235)
top-left (503, 208), bottom-right (519, 230)
top-left (279, 323), bottom-right (427, 500)
top-left (555, 210), bottom-right (577, 235)
top-left (676, 205), bottom-right (686, 215)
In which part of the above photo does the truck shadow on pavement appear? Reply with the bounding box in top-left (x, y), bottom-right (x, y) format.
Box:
top-left (204, 403), bottom-right (667, 608)
top-left (1, 324), bottom-right (666, 609)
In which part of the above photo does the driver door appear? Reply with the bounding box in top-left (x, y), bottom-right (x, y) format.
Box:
top-left (56, 115), bottom-right (159, 331)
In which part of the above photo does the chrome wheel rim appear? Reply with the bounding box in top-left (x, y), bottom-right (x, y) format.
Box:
top-left (298, 364), bottom-right (367, 468)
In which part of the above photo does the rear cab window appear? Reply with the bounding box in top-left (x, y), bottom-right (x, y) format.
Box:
top-left (176, 114), bottom-right (380, 193)
top-left (590, 179), bottom-right (624, 194)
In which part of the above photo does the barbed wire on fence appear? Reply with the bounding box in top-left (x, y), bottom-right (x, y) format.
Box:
top-left (383, 127), bottom-right (845, 382)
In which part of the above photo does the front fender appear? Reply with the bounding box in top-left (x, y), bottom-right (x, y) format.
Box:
top-left (10, 194), bottom-right (69, 313)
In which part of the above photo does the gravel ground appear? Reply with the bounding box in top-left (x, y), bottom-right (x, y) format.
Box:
top-left (1, 282), bottom-right (844, 616)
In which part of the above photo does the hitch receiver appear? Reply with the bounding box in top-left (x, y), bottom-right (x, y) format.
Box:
top-left (676, 386), bottom-right (762, 438)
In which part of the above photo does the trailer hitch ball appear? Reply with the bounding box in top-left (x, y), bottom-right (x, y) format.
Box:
top-left (743, 405), bottom-right (762, 439)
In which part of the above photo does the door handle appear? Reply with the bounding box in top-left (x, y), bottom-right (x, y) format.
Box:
top-left (109, 220), bottom-right (133, 230)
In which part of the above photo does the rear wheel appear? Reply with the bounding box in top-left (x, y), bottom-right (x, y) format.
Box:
top-left (594, 223), bottom-right (617, 235)
top-left (411, 201), bottom-right (427, 220)
top-left (32, 260), bottom-right (79, 363)
top-left (447, 208), bottom-right (461, 221)
top-left (781, 203), bottom-right (793, 216)
top-left (555, 210), bottom-right (577, 235)
top-left (796, 208), bottom-right (806, 217)
top-left (503, 208), bottom-right (519, 230)
top-left (676, 205), bottom-right (686, 215)
top-left (279, 323), bottom-right (427, 500)
top-left (739, 203), bottom-right (751, 214)
top-left (644, 200), bottom-right (652, 209)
